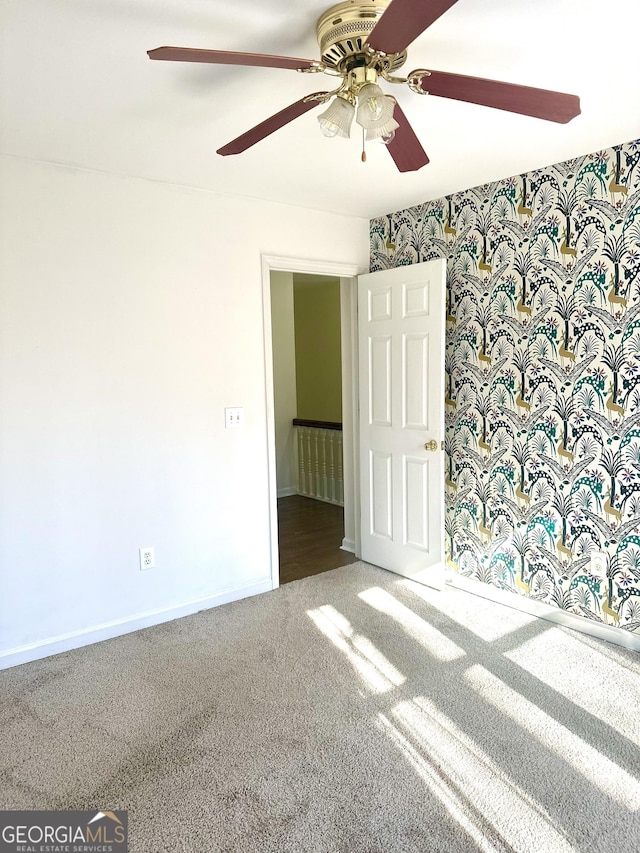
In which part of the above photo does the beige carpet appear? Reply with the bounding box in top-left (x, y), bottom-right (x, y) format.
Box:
top-left (1, 562), bottom-right (639, 852)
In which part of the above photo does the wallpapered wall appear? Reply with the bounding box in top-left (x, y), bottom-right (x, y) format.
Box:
top-left (370, 138), bottom-right (640, 635)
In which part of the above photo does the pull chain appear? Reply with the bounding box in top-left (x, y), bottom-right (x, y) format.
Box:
top-left (361, 126), bottom-right (366, 163)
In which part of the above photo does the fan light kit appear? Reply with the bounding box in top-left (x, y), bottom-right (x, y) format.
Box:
top-left (148, 0), bottom-right (581, 173)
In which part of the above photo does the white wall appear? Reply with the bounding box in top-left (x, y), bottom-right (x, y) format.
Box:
top-left (0, 156), bottom-right (369, 667)
top-left (270, 271), bottom-right (297, 497)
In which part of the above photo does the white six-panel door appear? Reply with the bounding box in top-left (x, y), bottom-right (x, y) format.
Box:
top-left (358, 259), bottom-right (445, 588)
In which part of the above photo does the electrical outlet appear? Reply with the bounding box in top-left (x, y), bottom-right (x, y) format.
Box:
top-left (590, 550), bottom-right (608, 577)
top-left (139, 547), bottom-right (155, 571)
top-left (225, 407), bottom-right (244, 428)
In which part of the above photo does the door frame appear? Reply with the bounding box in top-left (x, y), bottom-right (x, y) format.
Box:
top-left (261, 254), bottom-right (367, 589)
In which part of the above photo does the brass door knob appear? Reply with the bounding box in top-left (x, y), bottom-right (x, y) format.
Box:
top-left (424, 439), bottom-right (438, 451)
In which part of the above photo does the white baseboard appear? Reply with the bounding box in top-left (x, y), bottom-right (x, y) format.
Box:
top-left (0, 578), bottom-right (273, 671)
top-left (449, 573), bottom-right (640, 652)
top-left (341, 538), bottom-right (356, 554)
top-left (299, 492), bottom-right (344, 507)
top-left (277, 487), bottom-right (297, 498)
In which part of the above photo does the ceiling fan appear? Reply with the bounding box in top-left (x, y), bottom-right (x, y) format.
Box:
top-left (148, 0), bottom-right (581, 173)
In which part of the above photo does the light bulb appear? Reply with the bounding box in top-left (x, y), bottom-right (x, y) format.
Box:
top-left (358, 83), bottom-right (385, 120)
top-left (356, 84), bottom-right (387, 129)
top-left (356, 89), bottom-right (395, 131)
top-left (318, 120), bottom-right (340, 138)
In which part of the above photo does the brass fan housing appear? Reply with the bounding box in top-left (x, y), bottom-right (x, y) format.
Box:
top-left (316, 0), bottom-right (407, 73)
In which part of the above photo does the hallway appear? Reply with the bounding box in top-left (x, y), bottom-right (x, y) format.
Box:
top-left (277, 495), bottom-right (357, 584)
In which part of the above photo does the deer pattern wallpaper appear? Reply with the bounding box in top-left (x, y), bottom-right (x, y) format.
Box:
top-left (370, 138), bottom-right (640, 635)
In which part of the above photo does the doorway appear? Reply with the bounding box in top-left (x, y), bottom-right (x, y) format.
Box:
top-left (270, 270), bottom-right (356, 584)
top-left (262, 255), bottom-right (363, 589)
top-left (277, 494), bottom-right (356, 583)
top-left (276, 275), bottom-right (353, 579)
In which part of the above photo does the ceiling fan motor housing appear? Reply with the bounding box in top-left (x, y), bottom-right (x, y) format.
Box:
top-left (316, 0), bottom-right (407, 72)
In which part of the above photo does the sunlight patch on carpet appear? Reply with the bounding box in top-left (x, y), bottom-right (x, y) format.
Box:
top-left (307, 604), bottom-right (405, 694)
top-left (358, 587), bottom-right (466, 661)
top-left (465, 664), bottom-right (640, 811)
top-left (504, 629), bottom-right (640, 745)
top-left (400, 578), bottom-right (539, 642)
top-left (384, 696), bottom-right (578, 853)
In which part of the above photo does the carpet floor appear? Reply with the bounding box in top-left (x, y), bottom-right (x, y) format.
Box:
top-left (1, 562), bottom-right (639, 852)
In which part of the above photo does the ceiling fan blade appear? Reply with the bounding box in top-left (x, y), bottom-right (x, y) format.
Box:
top-left (386, 104), bottom-right (429, 173)
top-left (368, 0), bottom-right (460, 54)
top-left (217, 94), bottom-right (328, 156)
top-left (148, 47), bottom-right (321, 72)
top-left (412, 69), bottom-right (581, 123)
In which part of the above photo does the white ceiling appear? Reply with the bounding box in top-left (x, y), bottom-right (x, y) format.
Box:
top-left (2, 0), bottom-right (639, 219)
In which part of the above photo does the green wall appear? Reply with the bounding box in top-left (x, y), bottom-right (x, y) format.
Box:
top-left (293, 275), bottom-right (342, 423)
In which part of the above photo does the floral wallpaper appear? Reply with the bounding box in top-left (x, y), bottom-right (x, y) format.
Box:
top-left (370, 139), bottom-right (640, 634)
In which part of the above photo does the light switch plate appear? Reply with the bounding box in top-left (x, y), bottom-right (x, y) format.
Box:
top-left (225, 407), bottom-right (244, 428)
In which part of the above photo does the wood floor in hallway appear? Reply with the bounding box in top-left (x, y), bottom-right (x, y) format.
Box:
top-left (277, 494), bottom-right (357, 584)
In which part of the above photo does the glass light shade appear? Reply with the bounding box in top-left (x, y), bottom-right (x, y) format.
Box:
top-left (356, 83), bottom-right (386, 124)
top-left (317, 95), bottom-right (355, 138)
top-left (356, 88), bottom-right (395, 130)
top-left (365, 115), bottom-right (399, 142)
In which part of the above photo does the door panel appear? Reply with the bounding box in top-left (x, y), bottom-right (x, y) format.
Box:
top-left (404, 455), bottom-right (429, 550)
top-left (370, 450), bottom-right (393, 539)
top-left (403, 332), bottom-right (429, 430)
top-left (370, 336), bottom-right (392, 426)
top-left (403, 280), bottom-right (430, 317)
top-left (358, 259), bottom-right (445, 589)
top-left (369, 286), bottom-right (393, 321)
